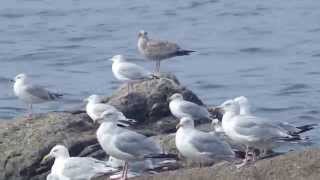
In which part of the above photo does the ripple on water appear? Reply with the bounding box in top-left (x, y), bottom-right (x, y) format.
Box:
top-left (256, 106), bottom-right (303, 113)
top-left (237, 66), bottom-right (267, 78)
top-left (177, 0), bottom-right (219, 10)
top-left (306, 71), bottom-right (320, 76)
top-left (217, 11), bottom-right (261, 17)
top-left (276, 83), bottom-right (310, 96)
top-left (9, 51), bottom-right (66, 62)
top-left (298, 115), bottom-right (319, 121)
top-left (195, 82), bottom-right (226, 90)
top-left (311, 53), bottom-right (320, 57)
top-left (239, 47), bottom-right (277, 54)
top-left (305, 110), bottom-right (320, 115)
top-left (0, 76), bottom-right (12, 84)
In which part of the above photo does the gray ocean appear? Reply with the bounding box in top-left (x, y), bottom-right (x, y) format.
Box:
top-left (1, 0), bottom-right (320, 148)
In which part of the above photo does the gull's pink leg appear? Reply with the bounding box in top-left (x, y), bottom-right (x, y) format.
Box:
top-left (120, 161), bottom-right (126, 179)
top-left (127, 83), bottom-right (130, 96)
top-left (236, 145), bottom-right (250, 168)
top-left (124, 162), bottom-right (129, 180)
top-left (27, 104), bottom-right (33, 120)
top-left (120, 162), bottom-right (128, 180)
top-left (155, 60), bottom-right (161, 74)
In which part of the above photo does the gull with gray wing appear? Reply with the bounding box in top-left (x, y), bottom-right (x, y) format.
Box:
top-left (110, 54), bottom-right (156, 95)
top-left (219, 99), bottom-right (302, 166)
top-left (175, 117), bottom-right (235, 163)
top-left (95, 111), bottom-right (176, 180)
top-left (169, 93), bottom-right (212, 121)
top-left (85, 94), bottom-right (135, 126)
top-left (42, 145), bottom-right (118, 180)
top-left (12, 73), bottom-right (62, 119)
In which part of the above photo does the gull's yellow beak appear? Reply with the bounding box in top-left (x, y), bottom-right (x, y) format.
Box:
top-left (41, 154), bottom-right (51, 164)
top-left (176, 123), bottom-right (182, 130)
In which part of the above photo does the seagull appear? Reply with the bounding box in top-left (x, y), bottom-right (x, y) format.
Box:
top-left (175, 117), bottom-right (235, 164)
top-left (42, 145), bottom-right (118, 180)
top-left (219, 99), bottom-right (298, 166)
top-left (137, 30), bottom-right (195, 73)
top-left (110, 55), bottom-right (156, 94)
top-left (233, 96), bottom-right (316, 154)
top-left (12, 73), bottom-right (62, 119)
top-left (234, 96), bottom-right (316, 135)
top-left (169, 93), bottom-right (212, 121)
top-left (84, 94), bottom-right (135, 126)
top-left (95, 111), bottom-right (176, 180)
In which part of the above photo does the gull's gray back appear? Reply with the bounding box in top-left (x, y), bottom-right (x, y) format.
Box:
top-left (25, 84), bottom-right (60, 101)
top-left (114, 130), bottom-right (161, 159)
top-left (190, 131), bottom-right (234, 158)
top-left (116, 62), bottom-right (150, 80)
top-left (61, 157), bottom-right (112, 179)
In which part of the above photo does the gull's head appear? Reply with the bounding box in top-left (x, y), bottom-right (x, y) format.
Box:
top-left (109, 54), bottom-right (126, 63)
top-left (220, 99), bottom-right (240, 114)
top-left (138, 30), bottom-right (148, 38)
top-left (176, 117), bottom-right (195, 129)
top-left (234, 96), bottom-right (250, 114)
top-left (168, 93), bottom-right (184, 101)
top-left (234, 96), bottom-right (249, 107)
top-left (84, 94), bottom-right (103, 104)
top-left (42, 145), bottom-right (69, 162)
top-left (14, 73), bottom-right (28, 83)
top-left (98, 110), bottom-right (121, 123)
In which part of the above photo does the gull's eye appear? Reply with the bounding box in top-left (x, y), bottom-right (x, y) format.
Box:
top-left (52, 149), bottom-right (58, 153)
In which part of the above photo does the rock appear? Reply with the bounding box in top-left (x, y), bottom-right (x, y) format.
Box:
top-left (105, 73), bottom-right (204, 126)
top-left (0, 112), bottom-right (101, 180)
top-left (132, 148), bottom-right (320, 180)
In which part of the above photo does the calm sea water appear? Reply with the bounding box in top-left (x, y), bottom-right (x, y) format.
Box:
top-left (1, 0), bottom-right (320, 146)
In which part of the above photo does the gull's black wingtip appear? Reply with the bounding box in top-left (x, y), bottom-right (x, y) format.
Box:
top-left (175, 50), bottom-right (196, 56)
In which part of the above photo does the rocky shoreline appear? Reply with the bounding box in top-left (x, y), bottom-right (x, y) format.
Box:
top-left (130, 148), bottom-right (320, 180)
top-left (1, 74), bottom-right (319, 180)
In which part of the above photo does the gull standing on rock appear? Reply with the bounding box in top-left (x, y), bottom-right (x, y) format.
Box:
top-left (42, 145), bottom-right (118, 180)
top-left (110, 55), bottom-right (156, 95)
top-left (137, 30), bottom-right (195, 73)
top-left (234, 96), bottom-right (316, 135)
top-left (12, 73), bottom-right (62, 119)
top-left (175, 117), bottom-right (235, 164)
top-left (169, 93), bottom-right (212, 121)
top-left (233, 96), bottom-right (316, 154)
top-left (95, 111), bottom-right (176, 180)
top-left (85, 94), bottom-right (135, 126)
top-left (219, 99), bottom-right (299, 166)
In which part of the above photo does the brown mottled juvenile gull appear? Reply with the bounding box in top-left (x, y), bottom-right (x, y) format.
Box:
top-left (137, 30), bottom-right (195, 73)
